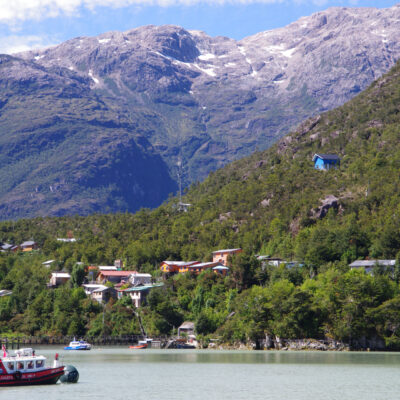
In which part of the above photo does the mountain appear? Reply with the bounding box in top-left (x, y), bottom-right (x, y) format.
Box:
top-left (2, 5), bottom-right (400, 219)
top-left (3, 53), bottom-right (400, 347)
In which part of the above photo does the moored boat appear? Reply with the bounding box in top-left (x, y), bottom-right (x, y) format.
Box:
top-left (64, 339), bottom-right (91, 350)
top-left (129, 339), bottom-right (152, 349)
top-left (0, 347), bottom-right (65, 386)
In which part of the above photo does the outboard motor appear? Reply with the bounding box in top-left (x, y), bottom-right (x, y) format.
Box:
top-left (60, 365), bottom-right (79, 383)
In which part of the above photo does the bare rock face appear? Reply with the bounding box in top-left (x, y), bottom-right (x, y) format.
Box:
top-left (311, 195), bottom-right (340, 219)
top-left (1, 5), bottom-right (400, 218)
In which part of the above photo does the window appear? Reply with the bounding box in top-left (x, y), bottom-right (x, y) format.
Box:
top-left (36, 360), bottom-right (44, 368)
top-left (17, 361), bottom-right (24, 370)
top-left (27, 361), bottom-right (34, 369)
top-left (7, 362), bottom-right (14, 371)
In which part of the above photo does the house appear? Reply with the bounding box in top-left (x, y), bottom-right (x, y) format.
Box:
top-left (97, 270), bottom-right (138, 284)
top-left (312, 154), bottom-right (340, 170)
top-left (0, 290), bottom-right (12, 297)
top-left (160, 261), bottom-right (200, 274)
top-left (48, 272), bottom-right (71, 287)
top-left (178, 321), bottom-right (195, 337)
top-left (83, 283), bottom-right (107, 295)
top-left (121, 285), bottom-right (152, 307)
top-left (1, 243), bottom-right (19, 252)
top-left (20, 241), bottom-right (38, 252)
top-left (57, 238), bottom-right (77, 243)
top-left (90, 286), bottom-right (117, 304)
top-left (183, 261), bottom-right (223, 274)
top-left (129, 272), bottom-right (152, 286)
top-left (42, 260), bottom-right (56, 267)
top-left (212, 248), bottom-right (242, 266)
top-left (119, 283), bottom-right (163, 307)
top-left (349, 259), bottom-right (396, 274)
top-left (98, 266), bottom-right (118, 271)
top-left (212, 265), bottom-right (230, 276)
top-left (256, 256), bottom-right (284, 267)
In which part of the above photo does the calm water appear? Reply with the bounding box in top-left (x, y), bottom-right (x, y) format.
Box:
top-left (3, 347), bottom-right (400, 399)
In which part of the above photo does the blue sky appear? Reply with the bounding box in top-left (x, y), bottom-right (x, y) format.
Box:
top-left (1, 0), bottom-right (399, 54)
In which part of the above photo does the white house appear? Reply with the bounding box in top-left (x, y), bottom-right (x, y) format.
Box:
top-left (129, 273), bottom-right (152, 286)
top-left (49, 272), bottom-right (71, 287)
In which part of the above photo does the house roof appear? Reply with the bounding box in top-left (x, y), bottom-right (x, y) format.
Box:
top-left (162, 261), bottom-right (199, 267)
top-left (212, 248), bottom-right (242, 254)
top-left (1, 243), bottom-right (13, 250)
top-left (0, 290), bottom-right (12, 297)
top-left (99, 270), bottom-right (137, 277)
top-left (42, 260), bottom-right (55, 265)
top-left (179, 321), bottom-right (195, 330)
top-left (187, 262), bottom-right (220, 269)
top-left (212, 266), bottom-right (230, 271)
top-left (122, 283), bottom-right (163, 292)
top-left (98, 266), bottom-right (118, 271)
top-left (21, 241), bottom-right (36, 246)
top-left (130, 273), bottom-right (152, 278)
top-left (51, 272), bottom-right (71, 278)
top-left (312, 153), bottom-right (340, 162)
top-left (349, 260), bottom-right (395, 268)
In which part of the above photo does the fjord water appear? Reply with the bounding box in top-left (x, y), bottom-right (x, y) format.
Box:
top-left (3, 347), bottom-right (400, 399)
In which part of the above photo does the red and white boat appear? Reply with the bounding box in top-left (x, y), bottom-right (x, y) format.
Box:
top-left (0, 347), bottom-right (65, 386)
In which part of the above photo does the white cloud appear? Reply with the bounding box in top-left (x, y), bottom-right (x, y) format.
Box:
top-left (0, 35), bottom-right (57, 54)
top-left (0, 0), bottom-right (352, 24)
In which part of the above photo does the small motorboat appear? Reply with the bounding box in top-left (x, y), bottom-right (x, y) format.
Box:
top-left (129, 339), bottom-right (152, 349)
top-left (64, 339), bottom-right (91, 350)
top-left (0, 347), bottom-right (65, 386)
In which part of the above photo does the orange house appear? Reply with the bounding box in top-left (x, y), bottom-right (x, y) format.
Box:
top-left (160, 261), bottom-right (199, 274)
top-left (212, 248), bottom-right (242, 266)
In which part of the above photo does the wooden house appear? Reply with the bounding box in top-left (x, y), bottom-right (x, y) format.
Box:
top-left (312, 154), bottom-right (340, 170)
top-left (212, 248), bottom-right (242, 266)
top-left (181, 261), bottom-right (223, 274)
top-left (212, 265), bottom-right (230, 276)
top-left (349, 259), bottom-right (395, 274)
top-left (1, 243), bottom-right (19, 252)
top-left (97, 270), bottom-right (137, 284)
top-left (49, 272), bottom-right (71, 287)
top-left (119, 283), bottom-right (163, 307)
top-left (160, 261), bottom-right (200, 274)
top-left (90, 286), bottom-right (117, 304)
top-left (178, 321), bottom-right (195, 337)
top-left (20, 241), bottom-right (38, 252)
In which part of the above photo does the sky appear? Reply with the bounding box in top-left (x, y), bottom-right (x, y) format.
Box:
top-left (0, 0), bottom-right (399, 54)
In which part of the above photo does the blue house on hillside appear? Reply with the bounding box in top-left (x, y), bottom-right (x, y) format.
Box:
top-left (312, 154), bottom-right (340, 170)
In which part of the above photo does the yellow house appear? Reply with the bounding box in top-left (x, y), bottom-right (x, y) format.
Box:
top-left (160, 261), bottom-right (199, 274)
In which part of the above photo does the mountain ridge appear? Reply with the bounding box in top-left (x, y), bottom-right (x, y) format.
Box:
top-left (1, 4), bottom-right (400, 219)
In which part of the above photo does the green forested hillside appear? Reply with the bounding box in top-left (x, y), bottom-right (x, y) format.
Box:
top-left (2, 62), bottom-right (400, 348)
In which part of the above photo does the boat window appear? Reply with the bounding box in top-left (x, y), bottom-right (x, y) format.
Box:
top-left (17, 361), bottom-right (24, 370)
top-left (27, 361), bottom-right (34, 369)
top-left (7, 362), bottom-right (14, 371)
top-left (36, 360), bottom-right (44, 368)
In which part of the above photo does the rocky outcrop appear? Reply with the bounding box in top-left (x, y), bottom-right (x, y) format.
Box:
top-left (311, 195), bottom-right (341, 219)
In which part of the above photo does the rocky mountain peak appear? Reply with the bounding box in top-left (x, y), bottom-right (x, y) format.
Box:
top-left (2, 5), bottom-right (400, 219)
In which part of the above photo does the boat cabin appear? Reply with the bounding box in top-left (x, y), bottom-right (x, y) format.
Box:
top-left (0, 348), bottom-right (46, 375)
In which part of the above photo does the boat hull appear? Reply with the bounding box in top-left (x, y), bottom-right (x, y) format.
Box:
top-left (0, 367), bottom-right (65, 386)
top-left (64, 346), bottom-right (91, 350)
